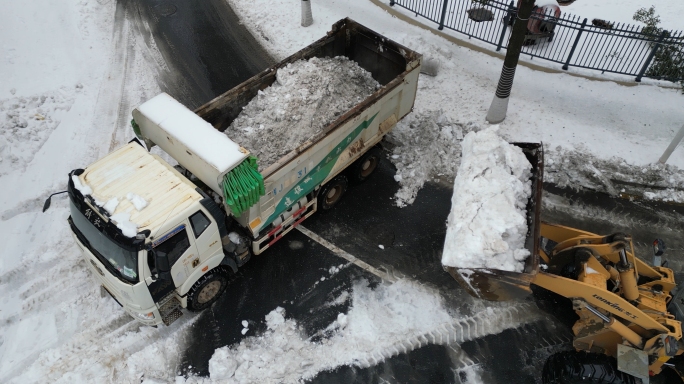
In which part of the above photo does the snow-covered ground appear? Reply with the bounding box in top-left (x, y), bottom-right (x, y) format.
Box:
top-left (1, 0), bottom-right (683, 383)
top-left (562, 0), bottom-right (684, 31)
top-left (0, 0), bottom-right (166, 382)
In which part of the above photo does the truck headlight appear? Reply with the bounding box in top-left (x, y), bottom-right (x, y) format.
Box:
top-left (134, 311), bottom-right (155, 320)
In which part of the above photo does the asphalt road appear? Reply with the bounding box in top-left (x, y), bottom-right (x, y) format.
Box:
top-left (126, 2), bottom-right (684, 383)
top-left (127, 0), bottom-right (273, 109)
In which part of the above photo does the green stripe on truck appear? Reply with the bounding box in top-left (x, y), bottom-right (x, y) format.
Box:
top-left (264, 113), bottom-right (378, 228)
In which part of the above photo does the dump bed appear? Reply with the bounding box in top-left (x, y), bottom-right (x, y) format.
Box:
top-left (445, 143), bottom-right (544, 301)
top-left (195, 18), bottom-right (422, 239)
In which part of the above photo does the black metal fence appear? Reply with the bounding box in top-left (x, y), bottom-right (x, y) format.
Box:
top-left (389, 0), bottom-right (684, 83)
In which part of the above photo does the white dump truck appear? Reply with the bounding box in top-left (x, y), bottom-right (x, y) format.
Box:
top-left (55, 19), bottom-right (421, 326)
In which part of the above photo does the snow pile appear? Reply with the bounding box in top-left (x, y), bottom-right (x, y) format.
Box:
top-left (322, 291), bottom-right (350, 309)
top-left (110, 212), bottom-right (138, 237)
top-left (207, 279), bottom-right (452, 382)
top-left (224, 56), bottom-right (380, 170)
top-left (456, 364), bottom-right (486, 384)
top-left (545, 146), bottom-right (684, 203)
top-left (126, 192), bottom-right (148, 211)
top-left (71, 174), bottom-right (92, 196)
top-left (264, 306), bottom-right (286, 329)
top-left (387, 110), bottom-right (477, 207)
top-left (643, 188), bottom-right (684, 203)
top-left (328, 264), bottom-right (344, 275)
top-left (0, 91), bottom-right (75, 175)
top-left (102, 197), bottom-right (119, 214)
top-left (442, 127), bottom-right (532, 272)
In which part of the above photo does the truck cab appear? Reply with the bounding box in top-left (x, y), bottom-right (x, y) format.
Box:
top-left (67, 141), bottom-right (241, 326)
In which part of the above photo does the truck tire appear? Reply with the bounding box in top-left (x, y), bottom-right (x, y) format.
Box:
top-left (349, 147), bottom-right (382, 183)
top-left (187, 267), bottom-right (232, 312)
top-left (542, 351), bottom-right (636, 384)
top-left (318, 176), bottom-right (348, 211)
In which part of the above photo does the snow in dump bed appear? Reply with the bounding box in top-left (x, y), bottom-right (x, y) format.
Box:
top-left (442, 127), bottom-right (533, 273)
top-left (224, 56), bottom-right (380, 170)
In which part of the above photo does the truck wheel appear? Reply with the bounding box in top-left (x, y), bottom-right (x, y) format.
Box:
top-left (349, 147), bottom-right (382, 183)
top-left (542, 351), bottom-right (636, 384)
top-left (318, 176), bottom-right (348, 211)
top-left (187, 267), bottom-right (231, 312)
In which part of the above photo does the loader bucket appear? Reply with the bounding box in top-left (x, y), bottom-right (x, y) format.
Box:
top-left (445, 142), bottom-right (544, 301)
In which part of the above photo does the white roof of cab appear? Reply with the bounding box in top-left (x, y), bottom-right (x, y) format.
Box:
top-left (135, 93), bottom-right (246, 173)
top-left (80, 142), bottom-right (202, 233)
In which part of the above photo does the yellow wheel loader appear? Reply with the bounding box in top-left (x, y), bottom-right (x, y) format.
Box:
top-left (446, 144), bottom-right (684, 383)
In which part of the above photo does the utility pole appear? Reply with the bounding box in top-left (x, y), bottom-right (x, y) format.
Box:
top-left (486, 0), bottom-right (537, 124)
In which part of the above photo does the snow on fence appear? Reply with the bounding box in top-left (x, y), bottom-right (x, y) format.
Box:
top-left (389, 0), bottom-right (684, 83)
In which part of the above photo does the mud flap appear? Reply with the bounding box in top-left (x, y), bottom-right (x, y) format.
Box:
top-left (617, 344), bottom-right (649, 383)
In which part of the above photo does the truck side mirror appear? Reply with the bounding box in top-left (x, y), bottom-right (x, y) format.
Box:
top-left (653, 239), bottom-right (665, 267)
top-left (42, 191), bottom-right (68, 212)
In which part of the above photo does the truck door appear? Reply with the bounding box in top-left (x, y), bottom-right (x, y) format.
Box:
top-left (146, 224), bottom-right (198, 303)
top-left (188, 209), bottom-right (220, 268)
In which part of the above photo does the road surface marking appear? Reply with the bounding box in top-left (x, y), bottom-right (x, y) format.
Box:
top-left (296, 225), bottom-right (397, 282)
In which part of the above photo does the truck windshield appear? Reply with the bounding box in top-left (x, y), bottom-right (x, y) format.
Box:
top-left (70, 201), bottom-right (139, 283)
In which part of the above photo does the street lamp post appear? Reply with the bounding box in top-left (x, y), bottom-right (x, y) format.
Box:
top-left (486, 0), bottom-right (537, 124)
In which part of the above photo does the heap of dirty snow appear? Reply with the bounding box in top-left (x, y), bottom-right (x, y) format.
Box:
top-left (224, 56), bottom-right (380, 170)
top-left (442, 127), bottom-right (532, 273)
top-left (207, 279), bottom-right (452, 382)
top-left (388, 110), bottom-right (477, 207)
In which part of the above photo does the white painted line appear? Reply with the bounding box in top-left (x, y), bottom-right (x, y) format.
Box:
top-left (296, 225), bottom-right (397, 282)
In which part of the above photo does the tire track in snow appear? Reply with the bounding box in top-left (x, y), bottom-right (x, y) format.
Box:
top-left (89, 0), bottom-right (132, 156)
top-left (352, 303), bottom-right (541, 369)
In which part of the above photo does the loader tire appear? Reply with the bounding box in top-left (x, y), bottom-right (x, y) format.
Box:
top-left (542, 351), bottom-right (636, 384)
top-left (318, 176), bottom-right (348, 212)
top-left (348, 147), bottom-right (382, 184)
top-left (187, 267), bottom-right (232, 312)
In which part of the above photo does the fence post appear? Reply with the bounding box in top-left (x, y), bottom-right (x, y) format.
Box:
top-left (438, 0), bottom-right (449, 30)
top-left (496, 1), bottom-right (515, 52)
top-left (635, 30), bottom-right (668, 82)
top-left (562, 18), bottom-right (587, 70)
